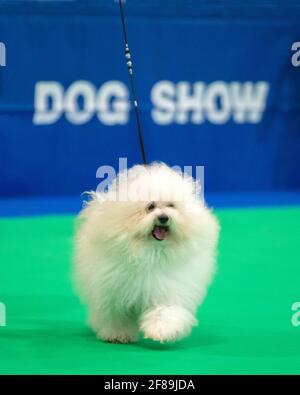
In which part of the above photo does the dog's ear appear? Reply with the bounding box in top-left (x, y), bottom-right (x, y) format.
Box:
top-left (76, 191), bottom-right (105, 226)
top-left (81, 190), bottom-right (97, 203)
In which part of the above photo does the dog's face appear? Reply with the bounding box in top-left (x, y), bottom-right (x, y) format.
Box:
top-left (143, 200), bottom-right (187, 243)
top-left (146, 201), bottom-right (174, 242)
top-left (96, 163), bottom-right (207, 250)
top-left (121, 197), bottom-right (199, 247)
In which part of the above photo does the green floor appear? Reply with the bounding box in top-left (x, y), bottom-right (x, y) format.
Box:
top-left (0, 207), bottom-right (300, 374)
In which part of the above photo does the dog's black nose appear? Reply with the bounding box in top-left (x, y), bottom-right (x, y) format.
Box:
top-left (158, 214), bottom-right (169, 224)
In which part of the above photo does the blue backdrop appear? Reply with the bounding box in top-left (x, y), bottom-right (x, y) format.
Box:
top-left (0, 0), bottom-right (300, 197)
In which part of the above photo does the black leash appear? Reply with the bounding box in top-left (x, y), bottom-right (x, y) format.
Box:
top-left (118, 0), bottom-right (147, 165)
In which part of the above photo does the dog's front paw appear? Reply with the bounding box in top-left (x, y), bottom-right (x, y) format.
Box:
top-left (140, 305), bottom-right (197, 343)
top-left (89, 312), bottom-right (139, 344)
top-left (96, 330), bottom-right (139, 344)
top-left (96, 328), bottom-right (138, 344)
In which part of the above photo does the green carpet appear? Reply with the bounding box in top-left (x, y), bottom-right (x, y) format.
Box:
top-left (0, 207), bottom-right (300, 374)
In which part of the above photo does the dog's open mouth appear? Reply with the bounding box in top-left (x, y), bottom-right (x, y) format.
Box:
top-left (152, 225), bottom-right (169, 241)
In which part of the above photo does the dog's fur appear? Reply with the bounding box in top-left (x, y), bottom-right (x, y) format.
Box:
top-left (74, 162), bottom-right (219, 343)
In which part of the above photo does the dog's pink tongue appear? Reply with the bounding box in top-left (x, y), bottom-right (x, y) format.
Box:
top-left (153, 226), bottom-right (167, 240)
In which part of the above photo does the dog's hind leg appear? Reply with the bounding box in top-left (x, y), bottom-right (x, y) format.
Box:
top-left (88, 309), bottom-right (139, 344)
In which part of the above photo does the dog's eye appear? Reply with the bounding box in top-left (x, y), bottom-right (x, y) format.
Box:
top-left (166, 202), bottom-right (175, 208)
top-left (146, 202), bottom-right (156, 212)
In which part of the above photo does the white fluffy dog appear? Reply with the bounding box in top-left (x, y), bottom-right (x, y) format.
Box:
top-left (74, 162), bottom-right (219, 343)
